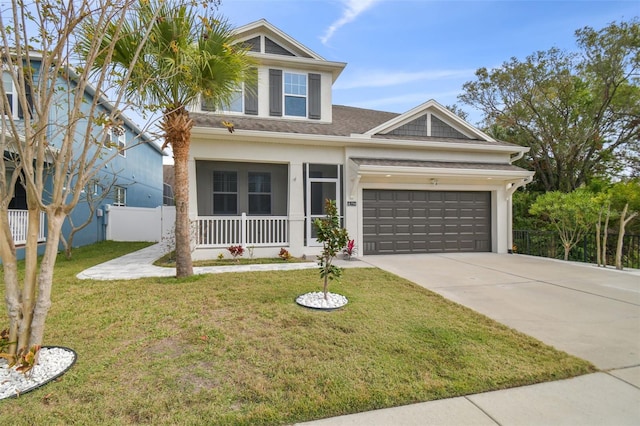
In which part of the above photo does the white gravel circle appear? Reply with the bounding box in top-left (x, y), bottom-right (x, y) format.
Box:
top-left (0, 346), bottom-right (76, 400)
top-left (296, 291), bottom-right (348, 310)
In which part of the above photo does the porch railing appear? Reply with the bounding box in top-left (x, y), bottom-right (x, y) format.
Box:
top-left (8, 210), bottom-right (47, 245)
top-left (197, 213), bottom-right (288, 248)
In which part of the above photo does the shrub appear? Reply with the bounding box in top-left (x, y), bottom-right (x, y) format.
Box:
top-left (227, 245), bottom-right (244, 262)
top-left (279, 248), bottom-right (292, 261)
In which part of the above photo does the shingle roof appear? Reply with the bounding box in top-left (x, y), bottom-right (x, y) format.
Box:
top-left (191, 105), bottom-right (398, 136)
top-left (190, 104), bottom-right (519, 148)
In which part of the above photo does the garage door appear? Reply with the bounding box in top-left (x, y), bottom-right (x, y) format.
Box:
top-left (363, 190), bottom-right (491, 255)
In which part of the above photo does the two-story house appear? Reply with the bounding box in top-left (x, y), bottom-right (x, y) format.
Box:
top-left (2, 53), bottom-right (165, 260)
top-left (188, 19), bottom-right (534, 259)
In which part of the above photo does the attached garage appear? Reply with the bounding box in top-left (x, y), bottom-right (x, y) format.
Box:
top-left (362, 189), bottom-right (491, 255)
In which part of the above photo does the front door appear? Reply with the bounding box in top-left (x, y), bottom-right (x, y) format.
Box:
top-left (305, 164), bottom-right (341, 246)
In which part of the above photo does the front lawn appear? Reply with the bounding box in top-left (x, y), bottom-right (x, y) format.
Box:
top-left (0, 242), bottom-right (595, 425)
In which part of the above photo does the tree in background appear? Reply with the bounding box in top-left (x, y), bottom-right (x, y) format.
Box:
top-left (0, 1), bottom-right (150, 358)
top-left (609, 180), bottom-right (640, 270)
top-left (460, 20), bottom-right (639, 192)
top-left (529, 190), bottom-right (598, 261)
top-left (82, 0), bottom-right (255, 278)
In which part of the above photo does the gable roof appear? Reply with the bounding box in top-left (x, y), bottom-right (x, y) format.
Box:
top-left (364, 99), bottom-right (495, 141)
top-left (233, 19), bottom-right (346, 82)
top-left (234, 19), bottom-right (324, 61)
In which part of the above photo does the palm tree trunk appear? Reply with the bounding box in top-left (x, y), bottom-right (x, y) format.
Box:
top-left (163, 106), bottom-right (193, 278)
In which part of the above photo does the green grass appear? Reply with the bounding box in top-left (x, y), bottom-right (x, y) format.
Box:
top-left (0, 242), bottom-right (595, 425)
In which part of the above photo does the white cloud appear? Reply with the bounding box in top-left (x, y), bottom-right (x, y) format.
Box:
top-left (334, 68), bottom-right (476, 90)
top-left (321, 0), bottom-right (381, 45)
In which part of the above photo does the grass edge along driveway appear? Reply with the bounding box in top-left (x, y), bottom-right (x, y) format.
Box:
top-left (0, 242), bottom-right (595, 425)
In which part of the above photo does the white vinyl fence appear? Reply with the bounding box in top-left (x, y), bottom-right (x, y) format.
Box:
top-left (105, 205), bottom-right (175, 242)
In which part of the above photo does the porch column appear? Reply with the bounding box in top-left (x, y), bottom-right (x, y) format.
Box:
top-left (288, 162), bottom-right (305, 256)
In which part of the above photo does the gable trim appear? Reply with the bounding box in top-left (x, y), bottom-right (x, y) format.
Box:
top-left (362, 99), bottom-right (496, 142)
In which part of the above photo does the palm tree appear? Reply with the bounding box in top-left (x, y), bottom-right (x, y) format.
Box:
top-left (83, 0), bottom-right (254, 277)
top-left (81, 1), bottom-right (255, 277)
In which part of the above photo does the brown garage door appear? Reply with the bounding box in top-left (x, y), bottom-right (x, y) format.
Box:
top-left (362, 190), bottom-right (491, 255)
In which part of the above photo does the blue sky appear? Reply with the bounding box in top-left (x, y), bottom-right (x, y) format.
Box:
top-left (218, 0), bottom-right (638, 125)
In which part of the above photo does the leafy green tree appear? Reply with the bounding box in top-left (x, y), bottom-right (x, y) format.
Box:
top-left (460, 20), bottom-right (639, 192)
top-left (81, 0), bottom-right (255, 277)
top-left (529, 190), bottom-right (599, 261)
top-left (314, 199), bottom-right (349, 300)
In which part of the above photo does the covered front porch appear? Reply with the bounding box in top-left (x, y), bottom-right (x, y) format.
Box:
top-left (192, 160), bottom-right (342, 259)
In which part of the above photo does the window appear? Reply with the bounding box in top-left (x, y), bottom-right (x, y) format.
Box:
top-left (113, 186), bottom-right (126, 206)
top-left (104, 126), bottom-right (126, 157)
top-left (2, 72), bottom-right (17, 117)
top-left (284, 72), bottom-right (306, 117)
top-left (248, 172), bottom-right (271, 215)
top-left (202, 86), bottom-right (243, 113)
top-left (213, 171), bottom-right (237, 215)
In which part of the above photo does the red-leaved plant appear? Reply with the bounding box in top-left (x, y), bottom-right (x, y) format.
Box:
top-left (227, 245), bottom-right (244, 262)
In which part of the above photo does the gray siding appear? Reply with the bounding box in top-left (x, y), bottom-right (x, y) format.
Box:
top-left (265, 37), bottom-right (294, 56)
top-left (389, 115), bottom-right (427, 137)
top-left (431, 116), bottom-right (469, 139)
top-left (195, 161), bottom-right (288, 216)
top-left (243, 36), bottom-right (261, 52)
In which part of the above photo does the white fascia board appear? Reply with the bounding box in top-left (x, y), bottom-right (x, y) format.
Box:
top-left (357, 164), bottom-right (535, 180)
top-left (252, 53), bottom-right (347, 82)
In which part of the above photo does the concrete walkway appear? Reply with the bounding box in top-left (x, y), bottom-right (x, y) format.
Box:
top-left (76, 243), bottom-right (369, 281)
top-left (77, 246), bottom-right (640, 425)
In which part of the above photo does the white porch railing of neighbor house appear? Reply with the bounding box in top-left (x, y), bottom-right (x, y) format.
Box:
top-left (197, 213), bottom-right (288, 247)
top-left (8, 210), bottom-right (47, 245)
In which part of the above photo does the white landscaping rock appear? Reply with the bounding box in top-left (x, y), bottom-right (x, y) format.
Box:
top-left (0, 346), bottom-right (76, 400)
top-left (296, 291), bottom-right (348, 310)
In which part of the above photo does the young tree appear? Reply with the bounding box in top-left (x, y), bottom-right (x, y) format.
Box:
top-left (529, 190), bottom-right (598, 261)
top-left (314, 199), bottom-right (349, 300)
top-left (459, 20), bottom-right (640, 192)
top-left (81, 0), bottom-right (255, 278)
top-left (609, 180), bottom-right (640, 270)
top-left (0, 1), bottom-right (152, 357)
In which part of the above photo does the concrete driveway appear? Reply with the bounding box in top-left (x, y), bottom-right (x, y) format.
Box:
top-left (362, 253), bottom-right (640, 375)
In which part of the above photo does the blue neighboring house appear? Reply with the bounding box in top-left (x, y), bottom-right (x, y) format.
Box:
top-left (2, 53), bottom-right (165, 261)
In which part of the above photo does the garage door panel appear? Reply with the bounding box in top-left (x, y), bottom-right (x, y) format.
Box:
top-left (363, 190), bottom-right (491, 255)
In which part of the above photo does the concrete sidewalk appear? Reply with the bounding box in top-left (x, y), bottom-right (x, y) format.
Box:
top-left (78, 247), bottom-right (640, 425)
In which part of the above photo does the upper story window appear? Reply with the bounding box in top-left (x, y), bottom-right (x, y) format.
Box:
top-left (202, 86), bottom-right (244, 114)
top-left (284, 72), bottom-right (307, 117)
top-left (2, 71), bottom-right (33, 119)
top-left (113, 186), bottom-right (126, 206)
top-left (270, 69), bottom-right (321, 120)
top-left (2, 73), bottom-right (17, 117)
top-left (105, 125), bottom-right (126, 157)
